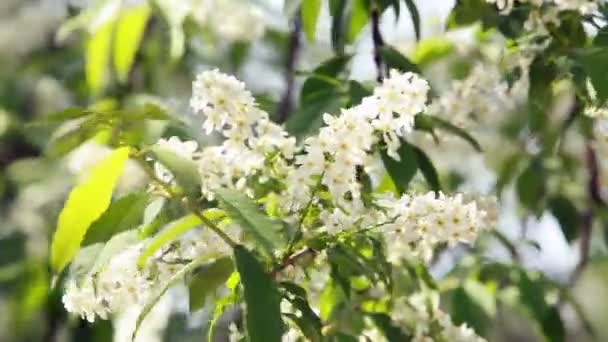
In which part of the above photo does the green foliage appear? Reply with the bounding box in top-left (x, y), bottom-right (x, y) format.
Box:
top-left (379, 45), bottom-right (421, 74)
top-left (288, 55), bottom-right (351, 138)
top-left (234, 246), bottom-right (284, 342)
top-left (149, 144), bottom-right (202, 198)
top-left (113, 3), bottom-right (151, 83)
top-left (82, 192), bottom-right (149, 246)
top-left (549, 196), bottom-right (580, 242)
top-left (188, 256), bottom-right (234, 312)
top-left (50, 147), bottom-right (130, 274)
top-left (86, 20), bottom-right (115, 95)
top-left (302, 0), bottom-right (323, 42)
top-left (381, 141), bottom-right (418, 194)
top-left (216, 189), bottom-right (287, 259)
top-left (403, 0), bottom-right (421, 41)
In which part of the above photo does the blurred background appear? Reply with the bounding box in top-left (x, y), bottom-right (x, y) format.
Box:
top-left (1, 0), bottom-right (607, 341)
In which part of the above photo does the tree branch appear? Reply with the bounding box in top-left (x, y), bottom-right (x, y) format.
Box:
top-left (276, 12), bottom-right (302, 123)
top-left (370, 4), bottom-right (386, 82)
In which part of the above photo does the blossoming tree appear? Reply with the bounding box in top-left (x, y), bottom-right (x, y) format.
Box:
top-left (2, 0), bottom-right (607, 341)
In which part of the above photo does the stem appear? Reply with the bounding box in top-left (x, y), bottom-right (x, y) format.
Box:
top-left (272, 247), bottom-right (316, 277)
top-left (586, 143), bottom-right (604, 206)
top-left (277, 11), bottom-right (302, 123)
top-left (370, 3), bottom-right (386, 82)
top-left (133, 151), bottom-right (238, 249)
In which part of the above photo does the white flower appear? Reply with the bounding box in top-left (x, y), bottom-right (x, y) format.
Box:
top-left (377, 192), bottom-right (494, 262)
top-left (190, 0), bottom-right (265, 42)
top-left (62, 278), bottom-right (110, 323)
top-left (228, 323), bottom-right (244, 342)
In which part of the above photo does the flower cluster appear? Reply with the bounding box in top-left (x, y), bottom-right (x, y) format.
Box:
top-left (62, 243), bottom-right (154, 323)
top-left (190, 69), bottom-right (295, 198)
top-left (62, 69), bottom-right (495, 339)
top-left (486, 0), bottom-right (599, 38)
top-left (393, 292), bottom-right (487, 342)
top-left (428, 64), bottom-right (517, 129)
top-left (62, 223), bottom-right (239, 322)
top-left (285, 70), bottom-right (429, 210)
top-left (486, 0), bottom-right (599, 16)
top-left (376, 192), bottom-right (495, 262)
top-left (190, 0), bottom-right (265, 42)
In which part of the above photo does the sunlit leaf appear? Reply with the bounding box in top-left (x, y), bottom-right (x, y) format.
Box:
top-left (302, 0), bottom-right (322, 42)
top-left (86, 19), bottom-right (116, 95)
top-left (50, 147), bottom-right (130, 274)
top-left (113, 3), bottom-right (150, 83)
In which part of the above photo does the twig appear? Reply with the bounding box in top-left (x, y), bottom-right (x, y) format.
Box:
top-left (570, 143), bottom-right (605, 284)
top-left (571, 209), bottom-right (593, 284)
top-left (277, 12), bottom-right (302, 123)
top-left (370, 3), bottom-right (386, 82)
top-left (586, 143), bottom-right (604, 206)
top-left (272, 247), bottom-right (316, 277)
top-left (132, 151), bottom-right (238, 249)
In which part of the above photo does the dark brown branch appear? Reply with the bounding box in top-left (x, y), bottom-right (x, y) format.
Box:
top-left (370, 4), bottom-right (385, 82)
top-left (571, 209), bottom-right (593, 284)
top-left (276, 12), bottom-right (302, 123)
top-left (272, 247), bottom-right (316, 277)
top-left (571, 143), bottom-right (605, 284)
top-left (586, 143), bottom-right (605, 206)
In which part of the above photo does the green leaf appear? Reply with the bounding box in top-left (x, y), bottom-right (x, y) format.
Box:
top-left (368, 313), bottom-right (411, 341)
top-left (300, 55), bottom-right (351, 106)
top-left (302, 0), bottom-right (322, 42)
top-left (82, 192), bottom-right (149, 246)
top-left (284, 297), bottom-right (323, 342)
top-left (403, 0), bottom-right (421, 41)
top-left (593, 26), bottom-right (608, 47)
top-left (90, 230), bottom-right (140, 274)
top-left (518, 272), bottom-right (565, 342)
top-left (416, 114), bottom-right (482, 152)
top-left (35, 107), bottom-right (92, 124)
top-left (347, 80), bottom-right (372, 107)
top-left (548, 196), bottom-right (579, 242)
top-left (516, 159), bottom-right (546, 214)
top-left (137, 210), bottom-right (226, 268)
top-left (155, 0), bottom-right (187, 60)
top-left (216, 189), bottom-right (286, 259)
top-left (188, 256), bottom-right (234, 312)
top-left (575, 47), bottom-right (608, 102)
top-left (287, 55), bottom-right (350, 137)
top-left (113, 3), bottom-right (151, 83)
top-left (139, 197), bottom-right (166, 238)
top-left (379, 46), bottom-right (421, 74)
top-left (348, 0), bottom-right (369, 41)
top-left (50, 147), bottom-right (130, 274)
top-left (0, 233), bottom-right (26, 268)
top-left (65, 243), bottom-right (104, 282)
top-left (234, 246), bottom-right (284, 342)
top-left (412, 146), bottom-right (441, 192)
top-left (149, 145), bottom-right (201, 198)
top-left (330, 0), bottom-right (348, 53)
top-left (132, 255), bottom-right (213, 341)
top-left (381, 141), bottom-right (418, 194)
top-left (451, 280), bottom-right (495, 337)
top-left (86, 19), bottom-right (115, 95)
top-left (280, 283), bottom-right (323, 341)
top-left (411, 37), bottom-right (454, 66)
